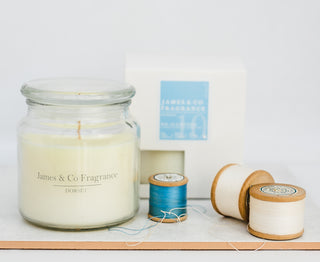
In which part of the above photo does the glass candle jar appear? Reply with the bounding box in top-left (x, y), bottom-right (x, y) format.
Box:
top-left (18, 78), bottom-right (140, 229)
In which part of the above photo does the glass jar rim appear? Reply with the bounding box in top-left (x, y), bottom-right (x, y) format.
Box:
top-left (21, 77), bottom-right (135, 106)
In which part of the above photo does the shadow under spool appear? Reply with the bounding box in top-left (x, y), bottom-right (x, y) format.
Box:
top-left (148, 173), bottom-right (188, 223)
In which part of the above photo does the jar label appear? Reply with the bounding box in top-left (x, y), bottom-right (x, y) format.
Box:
top-left (35, 171), bottom-right (119, 193)
top-left (20, 135), bottom-right (136, 195)
top-left (159, 81), bottom-right (209, 140)
top-left (18, 134), bottom-right (138, 225)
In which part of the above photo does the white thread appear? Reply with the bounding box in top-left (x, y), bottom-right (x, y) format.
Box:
top-left (187, 205), bottom-right (266, 252)
top-left (110, 207), bottom-right (187, 247)
top-left (188, 205), bottom-right (266, 252)
top-left (214, 165), bottom-right (256, 219)
top-left (125, 215), bottom-right (166, 247)
top-left (227, 242), bottom-right (266, 252)
top-left (229, 241), bottom-right (266, 252)
top-left (111, 204), bottom-right (266, 251)
top-left (249, 196), bottom-right (305, 236)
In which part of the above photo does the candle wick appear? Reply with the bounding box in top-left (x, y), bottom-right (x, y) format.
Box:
top-left (77, 120), bottom-right (81, 140)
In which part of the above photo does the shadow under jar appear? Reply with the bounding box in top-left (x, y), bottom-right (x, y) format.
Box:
top-left (18, 78), bottom-right (140, 230)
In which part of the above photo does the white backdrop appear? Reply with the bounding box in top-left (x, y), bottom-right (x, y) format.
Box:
top-left (0, 0), bottom-right (319, 196)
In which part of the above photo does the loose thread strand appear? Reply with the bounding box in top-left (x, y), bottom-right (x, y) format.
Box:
top-left (109, 204), bottom-right (266, 252)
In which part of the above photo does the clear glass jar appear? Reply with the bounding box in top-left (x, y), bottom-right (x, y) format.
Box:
top-left (18, 78), bottom-right (140, 230)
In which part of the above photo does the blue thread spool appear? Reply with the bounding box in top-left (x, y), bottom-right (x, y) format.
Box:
top-left (148, 173), bottom-right (188, 223)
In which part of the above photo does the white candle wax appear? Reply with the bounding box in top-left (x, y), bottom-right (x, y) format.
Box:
top-left (18, 132), bottom-right (139, 229)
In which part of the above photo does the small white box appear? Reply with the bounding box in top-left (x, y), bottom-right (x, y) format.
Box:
top-left (125, 54), bottom-right (246, 198)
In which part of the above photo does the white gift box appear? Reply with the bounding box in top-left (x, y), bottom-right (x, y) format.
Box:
top-left (125, 54), bottom-right (246, 198)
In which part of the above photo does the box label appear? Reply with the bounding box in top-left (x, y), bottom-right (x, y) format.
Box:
top-left (160, 81), bottom-right (209, 140)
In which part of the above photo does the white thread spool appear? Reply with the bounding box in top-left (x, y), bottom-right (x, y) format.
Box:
top-left (248, 183), bottom-right (306, 240)
top-left (210, 164), bottom-right (274, 221)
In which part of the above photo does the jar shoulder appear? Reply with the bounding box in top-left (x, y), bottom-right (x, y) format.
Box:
top-left (18, 116), bottom-right (139, 138)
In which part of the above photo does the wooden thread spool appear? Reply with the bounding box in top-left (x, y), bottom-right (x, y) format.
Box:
top-left (148, 173), bottom-right (188, 223)
top-left (248, 183), bottom-right (306, 240)
top-left (211, 163), bottom-right (274, 221)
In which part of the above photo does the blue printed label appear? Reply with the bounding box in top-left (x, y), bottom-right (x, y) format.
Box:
top-left (160, 81), bottom-right (209, 140)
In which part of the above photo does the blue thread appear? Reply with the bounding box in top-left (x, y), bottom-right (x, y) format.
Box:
top-left (109, 204), bottom-right (207, 236)
top-left (149, 184), bottom-right (187, 220)
top-left (108, 220), bottom-right (159, 235)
